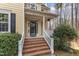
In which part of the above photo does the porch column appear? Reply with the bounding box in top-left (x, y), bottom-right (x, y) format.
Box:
top-left (43, 16), bottom-right (45, 32)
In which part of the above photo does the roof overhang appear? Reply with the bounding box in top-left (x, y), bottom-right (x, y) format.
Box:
top-left (25, 8), bottom-right (58, 20)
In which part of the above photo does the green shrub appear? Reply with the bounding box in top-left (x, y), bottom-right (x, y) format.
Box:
top-left (0, 33), bottom-right (21, 56)
top-left (53, 24), bottom-right (78, 50)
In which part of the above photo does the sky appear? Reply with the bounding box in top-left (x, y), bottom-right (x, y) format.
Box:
top-left (47, 3), bottom-right (55, 7)
top-left (47, 3), bottom-right (56, 13)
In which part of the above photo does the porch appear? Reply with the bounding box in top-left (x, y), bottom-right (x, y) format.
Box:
top-left (24, 8), bottom-right (57, 37)
top-left (18, 8), bottom-right (58, 56)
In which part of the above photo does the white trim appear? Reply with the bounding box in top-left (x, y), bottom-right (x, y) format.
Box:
top-left (8, 12), bottom-right (11, 32)
top-left (27, 20), bottom-right (38, 37)
top-left (18, 33), bottom-right (24, 56)
top-left (43, 31), bottom-right (54, 55)
top-left (43, 31), bottom-right (51, 48)
top-left (0, 9), bottom-right (11, 33)
top-left (30, 3), bottom-right (37, 10)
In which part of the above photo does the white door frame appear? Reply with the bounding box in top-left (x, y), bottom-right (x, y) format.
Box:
top-left (27, 20), bottom-right (38, 37)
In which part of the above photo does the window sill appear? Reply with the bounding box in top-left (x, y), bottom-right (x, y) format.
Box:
top-left (0, 31), bottom-right (10, 33)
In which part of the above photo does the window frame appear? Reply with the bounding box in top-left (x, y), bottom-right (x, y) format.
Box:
top-left (30, 3), bottom-right (37, 10)
top-left (0, 9), bottom-right (11, 33)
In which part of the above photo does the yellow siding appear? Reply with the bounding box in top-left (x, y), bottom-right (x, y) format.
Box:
top-left (0, 3), bottom-right (24, 34)
top-left (38, 20), bottom-right (42, 36)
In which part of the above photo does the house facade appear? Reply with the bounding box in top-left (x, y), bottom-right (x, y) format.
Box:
top-left (0, 3), bottom-right (57, 37)
top-left (0, 3), bottom-right (57, 56)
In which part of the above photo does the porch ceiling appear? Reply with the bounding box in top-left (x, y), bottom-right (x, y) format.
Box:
top-left (25, 14), bottom-right (43, 21)
top-left (25, 8), bottom-right (58, 20)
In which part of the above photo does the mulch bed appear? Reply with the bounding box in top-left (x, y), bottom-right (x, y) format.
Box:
top-left (54, 49), bottom-right (76, 56)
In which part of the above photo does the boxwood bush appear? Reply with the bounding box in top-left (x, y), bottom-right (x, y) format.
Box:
top-left (53, 24), bottom-right (78, 50)
top-left (0, 33), bottom-right (21, 56)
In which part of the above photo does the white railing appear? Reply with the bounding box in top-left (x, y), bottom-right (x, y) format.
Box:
top-left (18, 33), bottom-right (24, 56)
top-left (43, 31), bottom-right (54, 55)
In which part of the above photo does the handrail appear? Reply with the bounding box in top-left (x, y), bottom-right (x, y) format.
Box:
top-left (43, 31), bottom-right (51, 48)
top-left (43, 31), bottom-right (54, 55)
top-left (18, 33), bottom-right (24, 56)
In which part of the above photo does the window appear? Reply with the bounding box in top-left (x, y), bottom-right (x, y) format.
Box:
top-left (30, 4), bottom-right (37, 10)
top-left (0, 10), bottom-right (10, 32)
top-left (0, 13), bottom-right (8, 32)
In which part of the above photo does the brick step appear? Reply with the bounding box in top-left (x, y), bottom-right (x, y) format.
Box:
top-left (23, 49), bottom-right (51, 56)
top-left (24, 40), bottom-right (46, 45)
top-left (25, 37), bottom-right (43, 40)
top-left (23, 43), bottom-right (48, 49)
top-left (22, 38), bottom-right (51, 56)
top-left (23, 46), bottom-right (49, 53)
top-left (24, 39), bottom-right (44, 42)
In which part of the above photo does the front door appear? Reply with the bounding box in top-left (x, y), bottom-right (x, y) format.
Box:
top-left (30, 21), bottom-right (37, 37)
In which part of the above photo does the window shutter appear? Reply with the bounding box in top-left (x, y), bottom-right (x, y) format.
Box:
top-left (11, 13), bottom-right (16, 33)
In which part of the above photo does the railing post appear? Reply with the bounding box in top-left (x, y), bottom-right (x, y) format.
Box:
top-left (18, 42), bottom-right (22, 56)
top-left (51, 38), bottom-right (54, 55)
top-left (43, 16), bottom-right (45, 32)
top-left (18, 33), bottom-right (24, 56)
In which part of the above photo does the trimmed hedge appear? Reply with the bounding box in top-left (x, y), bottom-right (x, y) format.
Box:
top-left (0, 33), bottom-right (21, 56)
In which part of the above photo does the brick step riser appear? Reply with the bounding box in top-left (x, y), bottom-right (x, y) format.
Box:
top-left (25, 38), bottom-right (43, 39)
top-left (24, 41), bottom-right (46, 45)
top-left (24, 39), bottom-right (44, 42)
top-left (24, 43), bottom-right (47, 46)
top-left (23, 47), bottom-right (49, 53)
top-left (23, 51), bottom-right (51, 56)
top-left (35, 52), bottom-right (51, 56)
top-left (24, 40), bottom-right (45, 43)
top-left (24, 43), bottom-right (47, 47)
top-left (23, 44), bottom-right (48, 49)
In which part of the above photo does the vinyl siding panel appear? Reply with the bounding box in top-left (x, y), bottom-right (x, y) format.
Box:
top-left (0, 3), bottom-right (24, 34)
